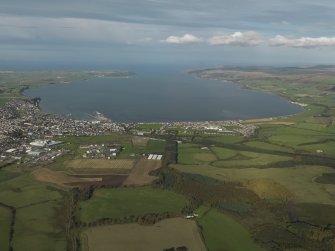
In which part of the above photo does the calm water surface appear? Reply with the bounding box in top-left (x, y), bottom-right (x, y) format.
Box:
top-left (24, 72), bottom-right (303, 122)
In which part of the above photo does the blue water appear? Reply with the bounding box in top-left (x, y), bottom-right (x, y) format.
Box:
top-left (24, 71), bottom-right (303, 122)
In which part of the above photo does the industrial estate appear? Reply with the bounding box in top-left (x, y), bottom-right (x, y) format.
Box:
top-left (1, 66), bottom-right (335, 251)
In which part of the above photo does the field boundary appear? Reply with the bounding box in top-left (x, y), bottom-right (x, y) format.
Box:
top-left (0, 202), bottom-right (16, 251)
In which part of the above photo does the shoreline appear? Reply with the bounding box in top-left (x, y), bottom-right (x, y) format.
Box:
top-left (18, 70), bottom-right (305, 125)
top-left (188, 71), bottom-right (306, 122)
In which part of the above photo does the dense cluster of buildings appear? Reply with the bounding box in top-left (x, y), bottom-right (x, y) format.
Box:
top-left (81, 144), bottom-right (121, 159)
top-left (0, 99), bottom-right (125, 164)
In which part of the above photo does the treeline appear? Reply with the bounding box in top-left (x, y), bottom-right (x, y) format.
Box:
top-left (162, 139), bottom-right (178, 167)
top-left (154, 167), bottom-right (265, 216)
top-left (163, 246), bottom-right (188, 251)
top-left (79, 211), bottom-right (180, 228)
top-left (66, 186), bottom-right (184, 250)
top-left (63, 187), bottom-right (95, 251)
top-left (0, 202), bottom-right (16, 251)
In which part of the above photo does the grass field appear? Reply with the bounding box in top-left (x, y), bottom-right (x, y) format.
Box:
top-left (82, 218), bottom-right (206, 251)
top-left (118, 143), bottom-right (146, 158)
top-left (79, 187), bottom-right (187, 223)
top-left (173, 164), bottom-right (335, 205)
top-left (118, 139), bottom-right (165, 159)
top-left (178, 143), bottom-right (292, 168)
top-left (13, 201), bottom-right (66, 251)
top-left (315, 172), bottom-right (335, 184)
top-left (0, 172), bottom-right (66, 251)
top-left (0, 174), bottom-right (63, 208)
top-left (195, 135), bottom-right (244, 144)
top-left (300, 141), bottom-right (335, 156)
top-left (257, 124), bottom-right (335, 152)
top-left (243, 140), bottom-right (294, 153)
top-left (212, 151), bottom-right (292, 168)
top-left (145, 139), bottom-right (166, 154)
top-left (0, 206), bottom-right (11, 251)
top-left (178, 143), bottom-right (217, 165)
top-left (196, 207), bottom-right (261, 251)
top-left (210, 146), bottom-right (238, 160)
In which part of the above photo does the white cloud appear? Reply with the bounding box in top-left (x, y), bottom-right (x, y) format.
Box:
top-left (161, 34), bottom-right (202, 44)
top-left (280, 20), bottom-right (290, 25)
top-left (208, 31), bottom-right (263, 46)
top-left (269, 35), bottom-right (335, 48)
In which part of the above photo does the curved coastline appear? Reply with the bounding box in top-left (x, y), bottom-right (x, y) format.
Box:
top-left (23, 70), bottom-right (304, 123)
top-left (189, 72), bottom-right (306, 122)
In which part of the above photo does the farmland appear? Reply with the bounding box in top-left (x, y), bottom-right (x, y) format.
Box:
top-left (178, 143), bottom-right (293, 168)
top-left (123, 159), bottom-right (162, 185)
top-left (81, 218), bottom-right (206, 251)
top-left (32, 168), bottom-right (103, 187)
top-left (1, 66), bottom-right (335, 250)
top-left (65, 159), bottom-right (135, 171)
top-left (196, 207), bottom-right (261, 251)
top-left (0, 172), bottom-right (66, 251)
top-left (0, 206), bottom-right (11, 251)
top-left (79, 187), bottom-right (187, 223)
top-left (173, 164), bottom-right (335, 204)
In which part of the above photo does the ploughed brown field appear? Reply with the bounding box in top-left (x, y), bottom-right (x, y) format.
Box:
top-left (33, 158), bottom-right (161, 188)
top-left (123, 159), bottom-right (161, 186)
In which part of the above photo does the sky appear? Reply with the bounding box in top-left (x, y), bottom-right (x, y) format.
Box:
top-left (1, 0), bottom-right (335, 69)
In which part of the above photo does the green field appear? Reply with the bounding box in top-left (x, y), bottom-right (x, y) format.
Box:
top-left (195, 135), bottom-right (244, 144)
top-left (0, 174), bottom-right (63, 208)
top-left (210, 146), bottom-right (238, 160)
top-left (117, 143), bottom-right (145, 158)
top-left (212, 151), bottom-right (292, 168)
top-left (315, 172), bottom-right (335, 184)
top-left (13, 201), bottom-right (66, 251)
top-left (257, 124), bottom-right (335, 152)
top-left (178, 143), bottom-right (292, 168)
top-left (243, 140), bottom-right (294, 153)
top-left (0, 206), bottom-right (11, 251)
top-left (79, 187), bottom-right (187, 223)
top-left (82, 218), bottom-right (206, 251)
top-left (178, 143), bottom-right (217, 165)
top-left (293, 203), bottom-right (335, 226)
top-left (145, 139), bottom-right (166, 154)
top-left (0, 171), bottom-right (66, 251)
top-left (173, 164), bottom-right (335, 205)
top-left (196, 207), bottom-right (261, 251)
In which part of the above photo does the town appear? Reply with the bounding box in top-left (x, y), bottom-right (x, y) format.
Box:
top-left (0, 98), bottom-right (256, 165)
